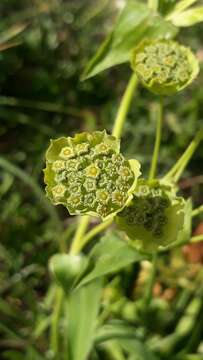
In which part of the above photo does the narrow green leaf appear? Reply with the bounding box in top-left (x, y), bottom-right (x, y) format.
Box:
top-left (67, 280), bottom-right (102, 360)
top-left (95, 322), bottom-right (143, 344)
top-left (82, 0), bottom-right (177, 80)
top-left (76, 233), bottom-right (146, 288)
top-left (170, 6), bottom-right (203, 27)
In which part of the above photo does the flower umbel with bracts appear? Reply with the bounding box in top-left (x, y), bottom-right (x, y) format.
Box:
top-left (131, 39), bottom-right (199, 95)
top-left (116, 180), bottom-right (192, 252)
top-left (44, 130), bottom-right (141, 220)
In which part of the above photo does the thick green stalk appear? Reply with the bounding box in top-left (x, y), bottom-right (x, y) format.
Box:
top-left (148, 97), bottom-right (163, 180)
top-left (112, 73), bottom-right (138, 138)
top-left (69, 216), bottom-right (90, 255)
top-left (80, 219), bottom-right (113, 250)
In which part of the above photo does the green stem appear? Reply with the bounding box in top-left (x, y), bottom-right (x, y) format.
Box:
top-left (148, 0), bottom-right (159, 11)
top-left (50, 287), bottom-right (64, 357)
top-left (148, 97), bottom-right (163, 180)
top-left (69, 216), bottom-right (90, 255)
top-left (164, 126), bottom-right (203, 183)
top-left (192, 204), bottom-right (203, 217)
top-left (80, 219), bottom-right (113, 250)
top-left (191, 235), bottom-right (203, 243)
top-left (112, 73), bottom-right (138, 138)
top-left (143, 252), bottom-right (158, 308)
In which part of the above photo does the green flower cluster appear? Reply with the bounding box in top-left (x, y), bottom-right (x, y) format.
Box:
top-left (116, 180), bottom-right (190, 252)
top-left (44, 131), bottom-right (141, 219)
top-left (131, 40), bottom-right (199, 95)
top-left (119, 193), bottom-right (170, 238)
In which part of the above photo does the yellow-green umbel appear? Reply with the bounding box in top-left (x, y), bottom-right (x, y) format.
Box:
top-left (131, 39), bottom-right (199, 95)
top-left (44, 130), bottom-right (141, 220)
top-left (115, 180), bottom-right (192, 253)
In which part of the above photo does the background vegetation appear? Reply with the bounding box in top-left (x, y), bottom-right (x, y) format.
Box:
top-left (0, 0), bottom-right (203, 359)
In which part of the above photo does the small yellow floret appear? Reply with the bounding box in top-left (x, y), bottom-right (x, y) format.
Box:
top-left (59, 146), bottom-right (75, 159)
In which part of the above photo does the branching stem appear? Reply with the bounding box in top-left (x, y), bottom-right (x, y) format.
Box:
top-left (191, 235), bottom-right (203, 243)
top-left (69, 216), bottom-right (90, 255)
top-left (192, 205), bottom-right (203, 218)
top-left (148, 97), bottom-right (163, 180)
top-left (81, 219), bottom-right (113, 250)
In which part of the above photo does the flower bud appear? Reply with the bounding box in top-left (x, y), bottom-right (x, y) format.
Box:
top-left (44, 130), bottom-right (141, 219)
top-left (131, 40), bottom-right (199, 95)
top-left (49, 254), bottom-right (88, 292)
top-left (115, 180), bottom-right (190, 252)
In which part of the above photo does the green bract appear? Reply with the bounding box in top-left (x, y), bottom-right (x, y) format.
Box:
top-left (49, 254), bottom-right (88, 292)
top-left (131, 39), bottom-right (199, 95)
top-left (44, 130), bottom-right (141, 219)
top-left (115, 180), bottom-right (192, 252)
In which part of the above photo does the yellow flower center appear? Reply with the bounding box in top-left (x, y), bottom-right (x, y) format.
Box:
top-left (60, 146), bottom-right (74, 159)
top-left (86, 165), bottom-right (100, 178)
top-left (52, 184), bottom-right (66, 198)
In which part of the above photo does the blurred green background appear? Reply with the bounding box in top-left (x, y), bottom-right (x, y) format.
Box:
top-left (0, 1), bottom-right (203, 359)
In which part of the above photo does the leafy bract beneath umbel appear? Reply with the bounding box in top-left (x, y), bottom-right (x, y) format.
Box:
top-left (44, 130), bottom-right (141, 220)
top-left (115, 179), bottom-right (192, 253)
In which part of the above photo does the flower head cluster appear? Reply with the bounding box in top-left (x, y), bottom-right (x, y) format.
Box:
top-left (44, 130), bottom-right (141, 219)
top-left (116, 180), bottom-right (190, 252)
top-left (131, 39), bottom-right (199, 95)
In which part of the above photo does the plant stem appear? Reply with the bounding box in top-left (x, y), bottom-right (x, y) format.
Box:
top-left (192, 205), bottom-right (203, 217)
top-left (143, 252), bottom-right (158, 308)
top-left (148, 97), bottom-right (163, 180)
top-left (148, 0), bottom-right (159, 11)
top-left (50, 287), bottom-right (64, 358)
top-left (164, 126), bottom-right (203, 183)
top-left (112, 73), bottom-right (138, 138)
top-left (80, 219), bottom-right (113, 250)
top-left (191, 235), bottom-right (203, 243)
top-left (69, 216), bottom-right (90, 255)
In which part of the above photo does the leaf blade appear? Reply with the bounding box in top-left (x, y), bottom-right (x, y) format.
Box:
top-left (67, 280), bottom-right (102, 360)
top-left (169, 6), bottom-right (203, 27)
top-left (82, 0), bottom-right (177, 80)
top-left (76, 233), bottom-right (146, 288)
